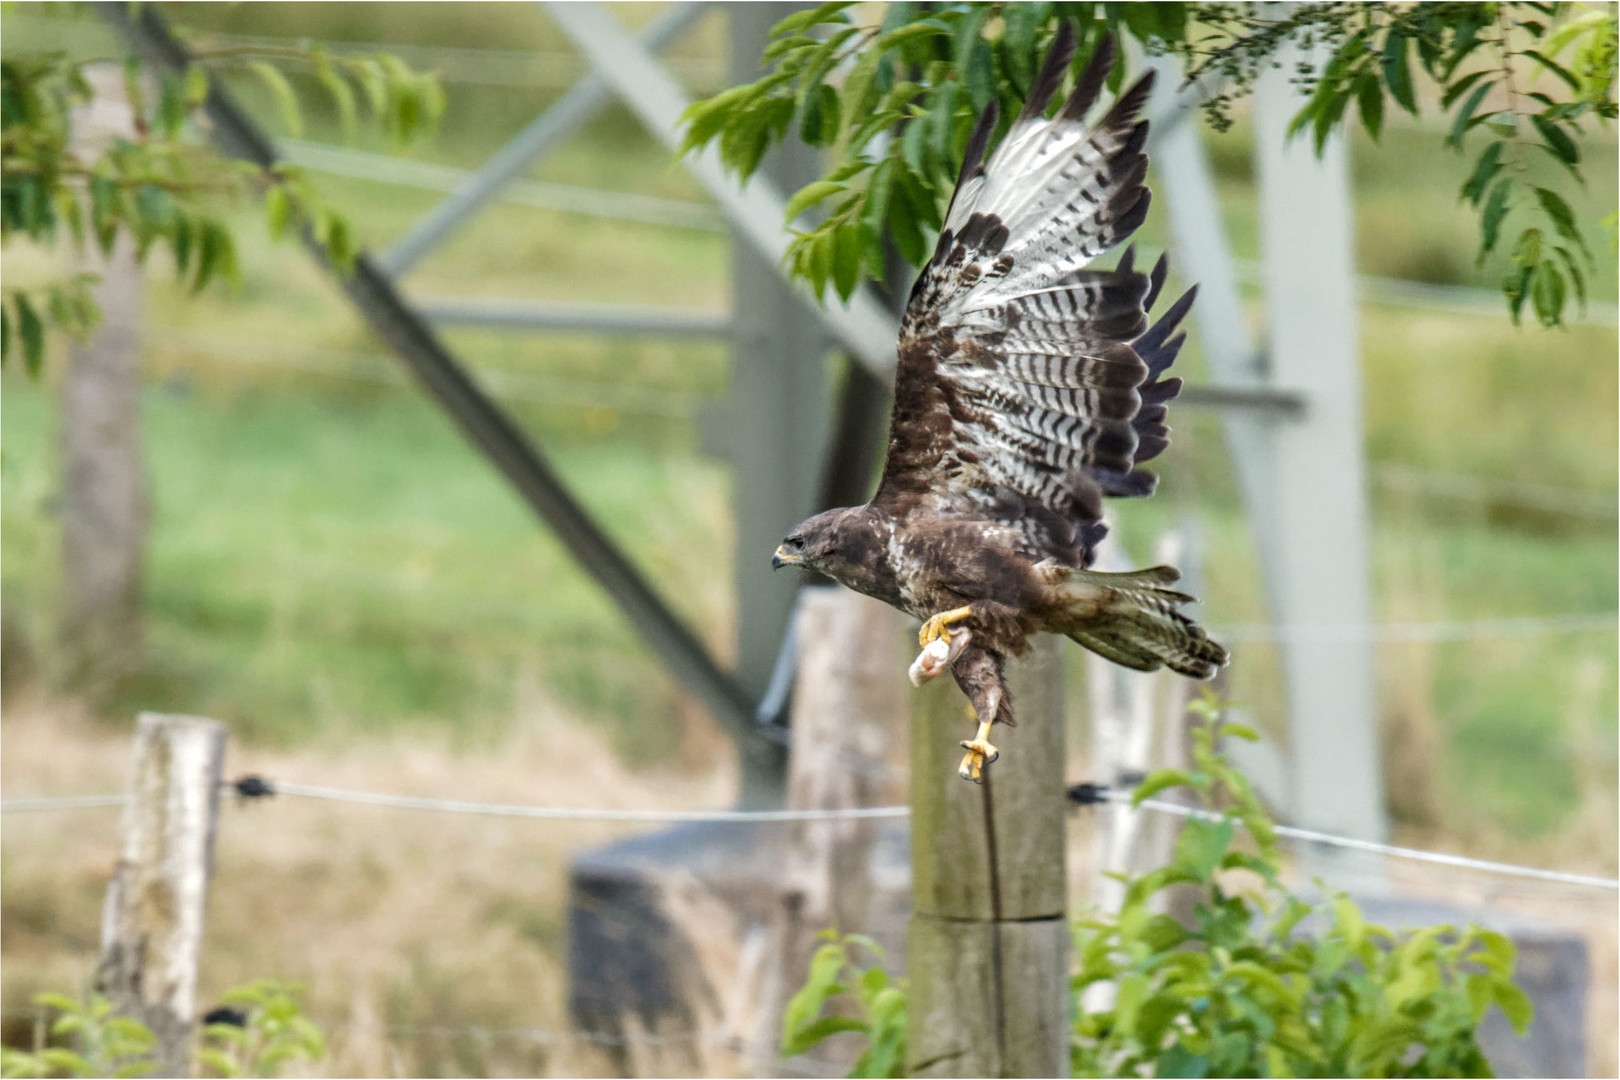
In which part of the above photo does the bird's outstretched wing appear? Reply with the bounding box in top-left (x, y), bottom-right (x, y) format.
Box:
top-left (872, 26), bottom-right (1194, 565)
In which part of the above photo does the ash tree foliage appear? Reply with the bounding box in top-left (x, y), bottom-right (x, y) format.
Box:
top-left (783, 699), bottom-right (1534, 1079)
top-left (683, 1), bottom-right (1617, 328)
top-left (0, 8), bottom-right (444, 374)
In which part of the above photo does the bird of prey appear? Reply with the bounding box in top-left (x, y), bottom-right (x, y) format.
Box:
top-left (772, 25), bottom-right (1227, 783)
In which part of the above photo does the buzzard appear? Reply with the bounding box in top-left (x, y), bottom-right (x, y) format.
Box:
top-left (772, 26), bottom-right (1227, 783)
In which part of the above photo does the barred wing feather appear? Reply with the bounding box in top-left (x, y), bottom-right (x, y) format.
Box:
top-left (874, 27), bottom-right (1193, 564)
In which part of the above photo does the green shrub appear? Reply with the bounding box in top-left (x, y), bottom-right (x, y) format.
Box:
top-left (783, 700), bottom-right (1532, 1078)
top-left (1, 980), bottom-right (324, 1079)
top-left (782, 933), bottom-right (907, 1079)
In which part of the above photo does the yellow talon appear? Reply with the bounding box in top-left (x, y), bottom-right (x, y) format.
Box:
top-left (956, 720), bottom-right (999, 784)
top-left (919, 605), bottom-right (975, 648)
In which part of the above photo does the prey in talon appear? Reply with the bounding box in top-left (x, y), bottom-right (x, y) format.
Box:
top-left (770, 25), bottom-right (1227, 783)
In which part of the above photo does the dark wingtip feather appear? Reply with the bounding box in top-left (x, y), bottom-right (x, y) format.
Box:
top-left (1059, 31), bottom-right (1116, 122)
top-left (1110, 187), bottom-right (1151, 241)
top-left (1139, 375), bottom-right (1184, 407)
top-left (942, 100), bottom-right (1000, 223)
top-left (1135, 284), bottom-right (1197, 355)
top-left (1017, 21), bottom-right (1078, 123)
top-left (1144, 254), bottom-right (1169, 311)
top-left (961, 100), bottom-right (999, 179)
top-left (1100, 70), bottom-right (1157, 131)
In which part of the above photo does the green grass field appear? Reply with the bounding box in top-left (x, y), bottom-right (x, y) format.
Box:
top-left (2, 4), bottom-right (1615, 852)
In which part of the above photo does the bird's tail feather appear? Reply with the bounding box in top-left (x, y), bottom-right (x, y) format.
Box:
top-left (1053, 565), bottom-right (1228, 679)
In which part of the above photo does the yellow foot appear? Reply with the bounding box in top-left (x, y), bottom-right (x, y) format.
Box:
top-left (919, 605), bottom-right (975, 648)
top-left (956, 721), bottom-right (999, 784)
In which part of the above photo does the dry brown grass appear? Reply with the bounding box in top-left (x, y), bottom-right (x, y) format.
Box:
top-left (1, 691), bottom-right (744, 1077)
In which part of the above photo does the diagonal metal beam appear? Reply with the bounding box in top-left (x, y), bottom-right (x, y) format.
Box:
top-left (381, 1), bottom-right (712, 277)
top-left (100, 0), bottom-right (775, 754)
top-left (543, 1), bottom-right (900, 383)
top-left (416, 297), bottom-right (730, 337)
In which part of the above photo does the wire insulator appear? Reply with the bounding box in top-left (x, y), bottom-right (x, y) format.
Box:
top-left (230, 775), bottom-right (276, 799)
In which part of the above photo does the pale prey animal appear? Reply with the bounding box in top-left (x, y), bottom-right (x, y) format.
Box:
top-left (773, 25), bottom-right (1227, 783)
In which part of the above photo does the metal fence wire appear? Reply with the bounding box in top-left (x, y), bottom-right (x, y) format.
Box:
top-left (6, 775), bottom-right (1615, 891)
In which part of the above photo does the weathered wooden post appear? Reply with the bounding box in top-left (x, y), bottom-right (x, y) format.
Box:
top-left (97, 713), bottom-right (228, 1078)
top-left (907, 637), bottom-right (1068, 1077)
top-left (755, 585), bottom-right (908, 1073)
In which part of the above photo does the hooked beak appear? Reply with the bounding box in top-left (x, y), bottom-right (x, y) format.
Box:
top-left (772, 545), bottom-right (801, 570)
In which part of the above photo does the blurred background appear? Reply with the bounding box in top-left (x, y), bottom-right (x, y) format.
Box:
top-left (2, 3), bottom-right (1615, 1077)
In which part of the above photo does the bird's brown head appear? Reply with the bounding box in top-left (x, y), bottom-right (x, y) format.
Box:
top-left (772, 507), bottom-right (868, 583)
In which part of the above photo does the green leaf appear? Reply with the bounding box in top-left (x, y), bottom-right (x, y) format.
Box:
top-left (313, 57), bottom-right (358, 143)
top-left (769, 2), bottom-right (854, 39)
top-left (1446, 79), bottom-right (1495, 147)
top-left (1492, 979), bottom-right (1534, 1035)
top-left (249, 61), bottom-right (302, 139)
top-left (1530, 114), bottom-right (1580, 170)
top-left (265, 184), bottom-right (291, 240)
top-left (1479, 178), bottom-right (1512, 257)
top-left (1132, 769), bottom-right (1194, 804)
top-left (831, 221), bottom-right (864, 301)
top-left (784, 180), bottom-right (846, 223)
top-left (1534, 186), bottom-right (1589, 256)
top-left (155, 70), bottom-right (186, 139)
top-left (764, 35), bottom-right (817, 63)
top-left (1174, 816), bottom-right (1235, 879)
top-left (34, 992), bottom-right (81, 1014)
top-left (877, 22), bottom-right (948, 54)
top-left (1554, 244), bottom-right (1588, 309)
top-left (1530, 260), bottom-right (1566, 326)
top-left (1382, 32), bottom-right (1417, 115)
top-left (183, 64), bottom-right (209, 106)
top-left (1355, 70), bottom-right (1383, 141)
top-left (781, 1015), bottom-right (867, 1057)
top-left (1504, 261), bottom-right (1534, 325)
top-left (888, 169), bottom-right (927, 266)
top-left (783, 942), bottom-right (847, 1040)
top-left (14, 292), bottom-right (43, 377)
top-left (840, 46), bottom-right (884, 137)
top-left (37, 1049), bottom-right (91, 1075)
top-left (1460, 141), bottom-right (1504, 206)
top-left (862, 156), bottom-right (896, 233)
top-left (1523, 48), bottom-right (1581, 92)
top-left (1333, 895), bottom-right (1366, 950)
top-left (1155, 1042), bottom-right (1210, 1078)
top-left (807, 231), bottom-right (833, 299)
top-left (799, 82), bottom-right (838, 146)
top-left (1440, 69), bottom-right (1491, 110)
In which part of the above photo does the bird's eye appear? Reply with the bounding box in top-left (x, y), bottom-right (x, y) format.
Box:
top-left (787, 536), bottom-right (805, 550)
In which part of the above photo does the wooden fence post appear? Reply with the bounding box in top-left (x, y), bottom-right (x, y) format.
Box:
top-left (97, 713), bottom-right (228, 1078)
top-left (907, 636), bottom-right (1067, 1078)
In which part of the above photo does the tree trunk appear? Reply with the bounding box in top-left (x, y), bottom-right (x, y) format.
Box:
top-left (60, 66), bottom-right (147, 697)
